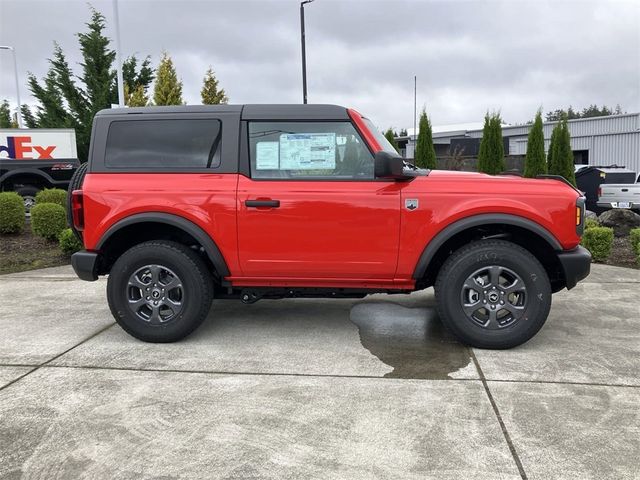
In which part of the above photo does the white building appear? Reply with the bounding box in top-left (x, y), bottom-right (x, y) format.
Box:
top-left (403, 113), bottom-right (640, 173)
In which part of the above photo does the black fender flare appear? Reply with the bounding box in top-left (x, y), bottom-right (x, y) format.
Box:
top-left (96, 212), bottom-right (231, 277)
top-left (412, 213), bottom-right (563, 279)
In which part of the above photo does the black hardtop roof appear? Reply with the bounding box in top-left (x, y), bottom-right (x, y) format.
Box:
top-left (96, 104), bottom-right (350, 120)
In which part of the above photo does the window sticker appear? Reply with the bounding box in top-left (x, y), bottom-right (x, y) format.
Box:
top-left (255, 141), bottom-right (279, 170)
top-left (279, 133), bottom-right (336, 170)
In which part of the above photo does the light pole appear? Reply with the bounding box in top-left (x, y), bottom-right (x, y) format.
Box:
top-left (112, 0), bottom-right (125, 107)
top-left (300, 0), bottom-right (315, 104)
top-left (0, 45), bottom-right (23, 128)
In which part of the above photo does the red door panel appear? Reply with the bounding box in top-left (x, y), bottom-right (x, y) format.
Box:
top-left (236, 176), bottom-right (402, 279)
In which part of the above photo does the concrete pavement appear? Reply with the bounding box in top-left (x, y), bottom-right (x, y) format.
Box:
top-left (0, 264), bottom-right (639, 479)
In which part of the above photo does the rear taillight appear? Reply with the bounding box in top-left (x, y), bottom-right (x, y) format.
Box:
top-left (71, 190), bottom-right (84, 231)
top-left (576, 197), bottom-right (586, 236)
top-left (597, 187), bottom-right (602, 197)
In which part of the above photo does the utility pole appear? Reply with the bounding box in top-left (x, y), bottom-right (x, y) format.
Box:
top-left (413, 75), bottom-right (417, 160)
top-left (0, 46), bottom-right (23, 127)
top-left (300, 0), bottom-right (315, 104)
top-left (113, 0), bottom-right (125, 107)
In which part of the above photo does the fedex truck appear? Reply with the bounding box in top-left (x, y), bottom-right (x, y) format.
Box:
top-left (0, 129), bottom-right (79, 213)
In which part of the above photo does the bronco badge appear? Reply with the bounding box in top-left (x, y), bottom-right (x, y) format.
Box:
top-left (405, 199), bottom-right (419, 211)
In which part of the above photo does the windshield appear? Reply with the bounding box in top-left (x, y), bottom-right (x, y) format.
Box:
top-left (361, 117), bottom-right (401, 156)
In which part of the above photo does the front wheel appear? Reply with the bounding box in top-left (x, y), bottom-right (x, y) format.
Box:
top-left (434, 240), bottom-right (551, 349)
top-left (107, 241), bottom-right (213, 342)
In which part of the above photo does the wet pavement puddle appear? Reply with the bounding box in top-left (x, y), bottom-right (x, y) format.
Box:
top-left (350, 302), bottom-right (471, 379)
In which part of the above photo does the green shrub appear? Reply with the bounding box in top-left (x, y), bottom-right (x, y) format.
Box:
top-left (584, 218), bottom-right (599, 230)
top-left (58, 228), bottom-right (83, 254)
top-left (31, 203), bottom-right (67, 240)
top-left (0, 191), bottom-right (25, 234)
top-left (581, 226), bottom-right (614, 262)
top-left (35, 188), bottom-right (67, 207)
top-left (630, 228), bottom-right (640, 256)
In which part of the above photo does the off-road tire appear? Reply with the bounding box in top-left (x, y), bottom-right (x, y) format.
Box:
top-left (66, 162), bottom-right (88, 242)
top-left (15, 185), bottom-right (40, 217)
top-left (434, 240), bottom-right (551, 349)
top-left (107, 240), bottom-right (214, 343)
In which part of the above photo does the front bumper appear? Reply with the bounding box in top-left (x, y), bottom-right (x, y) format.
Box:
top-left (557, 246), bottom-right (591, 290)
top-left (71, 250), bottom-right (99, 281)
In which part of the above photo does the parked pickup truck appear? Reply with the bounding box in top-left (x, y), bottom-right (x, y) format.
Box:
top-left (598, 180), bottom-right (640, 212)
top-left (68, 104), bottom-right (591, 349)
top-left (0, 129), bottom-right (79, 212)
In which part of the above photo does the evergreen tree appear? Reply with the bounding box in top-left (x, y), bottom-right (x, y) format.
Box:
top-left (384, 128), bottom-right (399, 152)
top-left (125, 84), bottom-right (148, 107)
top-left (201, 67), bottom-right (228, 104)
top-left (20, 105), bottom-right (38, 128)
top-left (414, 108), bottom-right (436, 169)
top-left (24, 7), bottom-right (153, 159)
top-left (27, 9), bottom-right (115, 160)
top-left (554, 118), bottom-right (576, 186)
top-left (122, 55), bottom-right (154, 106)
top-left (547, 123), bottom-right (560, 175)
top-left (0, 100), bottom-right (13, 128)
top-left (122, 55), bottom-right (154, 95)
top-left (477, 112), bottom-right (505, 174)
top-left (153, 52), bottom-right (184, 106)
top-left (523, 110), bottom-right (546, 177)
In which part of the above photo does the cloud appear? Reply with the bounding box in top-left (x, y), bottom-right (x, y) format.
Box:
top-left (1, 0), bottom-right (638, 129)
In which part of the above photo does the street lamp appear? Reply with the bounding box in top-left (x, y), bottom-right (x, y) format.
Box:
top-left (112, 0), bottom-right (125, 107)
top-left (300, 0), bottom-right (315, 104)
top-left (0, 45), bottom-right (23, 128)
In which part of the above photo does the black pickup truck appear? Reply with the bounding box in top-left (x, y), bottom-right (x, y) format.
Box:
top-left (0, 158), bottom-right (79, 212)
top-left (0, 129), bottom-right (79, 212)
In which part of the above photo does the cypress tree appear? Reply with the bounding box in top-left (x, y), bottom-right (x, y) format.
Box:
top-left (125, 84), bottom-right (148, 107)
top-left (414, 109), bottom-right (437, 169)
top-left (20, 105), bottom-right (38, 128)
top-left (478, 112), bottom-right (505, 174)
top-left (554, 118), bottom-right (576, 186)
top-left (547, 123), bottom-right (560, 175)
top-left (153, 52), bottom-right (184, 106)
top-left (122, 55), bottom-right (154, 96)
top-left (523, 110), bottom-right (546, 177)
top-left (0, 100), bottom-right (13, 128)
top-left (25, 7), bottom-right (152, 160)
top-left (201, 67), bottom-right (228, 105)
top-left (384, 128), bottom-right (399, 152)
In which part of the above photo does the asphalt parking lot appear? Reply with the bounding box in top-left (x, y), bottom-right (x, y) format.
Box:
top-left (1, 264), bottom-right (639, 479)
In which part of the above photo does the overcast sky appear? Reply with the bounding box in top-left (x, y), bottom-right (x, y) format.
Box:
top-left (1, 0), bottom-right (639, 129)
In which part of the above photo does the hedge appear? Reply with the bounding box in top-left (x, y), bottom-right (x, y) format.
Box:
top-left (31, 203), bottom-right (67, 240)
top-left (581, 226), bottom-right (614, 262)
top-left (584, 218), bottom-right (599, 230)
top-left (58, 228), bottom-right (83, 254)
top-left (35, 188), bottom-right (67, 207)
top-left (630, 228), bottom-right (640, 256)
top-left (0, 191), bottom-right (25, 234)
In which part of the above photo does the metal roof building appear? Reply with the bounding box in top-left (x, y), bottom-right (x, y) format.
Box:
top-left (404, 113), bottom-right (640, 173)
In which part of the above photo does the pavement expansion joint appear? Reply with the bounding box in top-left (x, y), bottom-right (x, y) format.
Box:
top-left (470, 348), bottom-right (528, 480)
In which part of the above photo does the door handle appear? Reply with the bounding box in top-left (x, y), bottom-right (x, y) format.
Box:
top-left (245, 199), bottom-right (280, 208)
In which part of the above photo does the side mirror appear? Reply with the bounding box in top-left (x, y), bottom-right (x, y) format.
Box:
top-left (374, 151), bottom-right (414, 180)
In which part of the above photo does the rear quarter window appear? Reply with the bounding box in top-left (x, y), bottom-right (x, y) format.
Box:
top-left (105, 119), bottom-right (221, 169)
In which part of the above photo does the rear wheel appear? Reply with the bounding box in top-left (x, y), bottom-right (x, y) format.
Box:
top-left (107, 241), bottom-right (213, 342)
top-left (15, 185), bottom-right (40, 217)
top-left (434, 240), bottom-right (551, 349)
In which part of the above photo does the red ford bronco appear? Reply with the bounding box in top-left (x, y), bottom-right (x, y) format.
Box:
top-left (69, 104), bottom-right (590, 348)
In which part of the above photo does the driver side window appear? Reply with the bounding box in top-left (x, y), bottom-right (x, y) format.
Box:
top-left (248, 121), bottom-right (374, 180)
